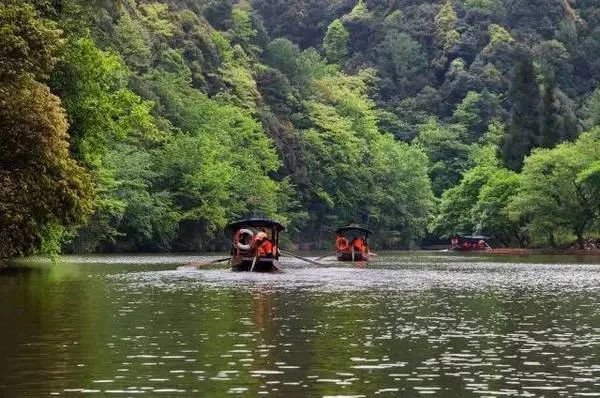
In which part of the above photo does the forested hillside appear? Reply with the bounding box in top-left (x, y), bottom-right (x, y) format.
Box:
top-left (1, 0), bottom-right (600, 256)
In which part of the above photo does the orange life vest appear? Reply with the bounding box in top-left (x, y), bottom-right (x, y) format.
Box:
top-left (352, 238), bottom-right (365, 252)
top-left (257, 239), bottom-right (274, 257)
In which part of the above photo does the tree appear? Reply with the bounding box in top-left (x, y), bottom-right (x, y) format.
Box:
top-left (538, 74), bottom-right (580, 149)
top-left (539, 75), bottom-right (562, 148)
top-left (376, 31), bottom-right (429, 99)
top-left (452, 90), bottom-right (501, 142)
top-left (0, 79), bottom-right (93, 257)
top-left (114, 12), bottom-right (152, 72)
top-left (231, 7), bottom-right (257, 51)
top-left (431, 165), bottom-right (494, 238)
top-left (509, 130), bottom-right (600, 247)
top-left (415, 118), bottom-right (473, 196)
top-left (501, 56), bottom-right (542, 171)
top-left (472, 169), bottom-right (525, 246)
top-left (0, 3), bottom-right (92, 257)
top-left (148, 76), bottom-right (293, 249)
top-left (576, 160), bottom-right (600, 229)
top-left (463, 0), bottom-right (502, 12)
top-left (435, 0), bottom-right (460, 51)
top-left (51, 37), bottom-right (166, 252)
top-left (323, 19), bottom-right (349, 64)
top-left (585, 86), bottom-right (600, 129)
top-left (296, 71), bottom-right (433, 246)
top-left (0, 2), bottom-right (63, 81)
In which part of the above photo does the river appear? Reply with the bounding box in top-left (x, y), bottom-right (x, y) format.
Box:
top-left (1, 252), bottom-right (600, 397)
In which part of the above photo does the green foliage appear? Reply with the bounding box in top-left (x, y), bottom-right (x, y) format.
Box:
top-left (539, 76), bottom-right (579, 148)
top-left (501, 57), bottom-right (541, 171)
top-left (509, 130), bottom-right (600, 246)
top-left (141, 64), bottom-right (292, 249)
top-left (377, 31), bottom-right (428, 99)
top-left (264, 38), bottom-right (302, 77)
top-left (432, 148), bottom-right (525, 246)
top-left (432, 165), bottom-right (493, 238)
top-left (415, 118), bottom-right (473, 196)
top-left (452, 91), bottom-right (501, 141)
top-left (323, 19), bottom-right (349, 64)
top-left (586, 86), bottom-right (600, 128)
top-left (576, 160), bottom-right (600, 226)
top-left (487, 24), bottom-right (513, 46)
top-left (463, 0), bottom-right (499, 11)
top-left (231, 7), bottom-right (257, 51)
top-left (297, 71), bottom-right (433, 246)
top-left (140, 3), bottom-right (175, 38)
top-left (3, 0), bottom-right (600, 254)
top-left (0, 2), bottom-right (92, 258)
top-left (0, 78), bottom-right (93, 258)
top-left (51, 36), bottom-right (167, 251)
top-left (0, 3), bottom-right (63, 80)
top-left (472, 169), bottom-right (524, 246)
top-left (53, 37), bottom-right (161, 166)
top-left (435, 0), bottom-right (460, 51)
top-left (349, 0), bottom-right (369, 19)
top-left (114, 12), bottom-right (152, 71)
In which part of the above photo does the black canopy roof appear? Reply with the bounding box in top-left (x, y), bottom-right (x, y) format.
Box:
top-left (228, 218), bottom-right (285, 232)
top-left (335, 225), bottom-right (373, 235)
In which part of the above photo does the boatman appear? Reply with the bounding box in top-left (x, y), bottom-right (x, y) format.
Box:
top-left (254, 231), bottom-right (275, 258)
top-left (351, 236), bottom-right (365, 253)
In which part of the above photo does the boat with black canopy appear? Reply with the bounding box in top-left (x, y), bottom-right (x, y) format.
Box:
top-left (228, 218), bottom-right (284, 272)
top-left (450, 234), bottom-right (492, 252)
top-left (335, 225), bottom-right (372, 261)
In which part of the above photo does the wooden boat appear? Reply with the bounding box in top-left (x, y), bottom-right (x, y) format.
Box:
top-left (228, 218), bottom-right (284, 272)
top-left (335, 225), bottom-right (372, 262)
top-left (450, 235), bottom-right (492, 252)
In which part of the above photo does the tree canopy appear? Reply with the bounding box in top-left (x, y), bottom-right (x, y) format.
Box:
top-left (2, 0), bottom-right (600, 255)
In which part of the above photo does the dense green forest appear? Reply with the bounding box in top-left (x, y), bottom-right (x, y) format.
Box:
top-left (1, 0), bottom-right (600, 257)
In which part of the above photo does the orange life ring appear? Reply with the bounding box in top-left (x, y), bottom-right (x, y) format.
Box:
top-left (336, 236), bottom-right (349, 251)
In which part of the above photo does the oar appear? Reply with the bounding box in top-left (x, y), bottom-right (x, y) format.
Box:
top-left (180, 257), bottom-right (230, 270)
top-left (315, 251), bottom-right (336, 261)
top-left (250, 254), bottom-right (258, 272)
top-left (280, 250), bottom-right (324, 266)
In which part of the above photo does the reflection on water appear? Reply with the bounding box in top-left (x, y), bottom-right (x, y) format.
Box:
top-left (1, 252), bottom-right (600, 397)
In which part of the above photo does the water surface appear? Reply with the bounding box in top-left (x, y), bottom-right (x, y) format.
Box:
top-left (1, 252), bottom-right (600, 397)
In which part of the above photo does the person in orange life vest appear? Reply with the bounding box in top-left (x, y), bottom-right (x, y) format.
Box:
top-left (336, 234), bottom-right (349, 251)
top-left (351, 236), bottom-right (366, 253)
top-left (254, 231), bottom-right (275, 257)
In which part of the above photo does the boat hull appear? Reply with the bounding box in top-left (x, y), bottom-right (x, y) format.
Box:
top-left (450, 247), bottom-right (491, 252)
top-left (231, 257), bottom-right (281, 272)
top-left (336, 251), bottom-right (369, 262)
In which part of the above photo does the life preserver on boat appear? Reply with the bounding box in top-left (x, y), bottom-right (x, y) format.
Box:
top-left (234, 228), bottom-right (254, 251)
top-left (336, 236), bottom-right (349, 251)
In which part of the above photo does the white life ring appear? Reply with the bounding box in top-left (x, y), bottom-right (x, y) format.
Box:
top-left (235, 228), bottom-right (254, 251)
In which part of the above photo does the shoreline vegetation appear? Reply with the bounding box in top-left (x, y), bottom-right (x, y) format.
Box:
top-left (1, 0), bottom-right (600, 259)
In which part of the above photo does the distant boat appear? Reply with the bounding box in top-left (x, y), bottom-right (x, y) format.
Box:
top-left (228, 218), bottom-right (284, 272)
top-left (450, 234), bottom-right (492, 252)
top-left (335, 225), bottom-right (372, 262)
